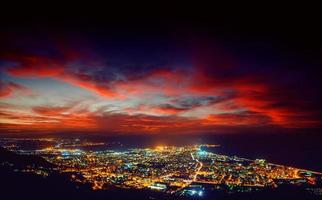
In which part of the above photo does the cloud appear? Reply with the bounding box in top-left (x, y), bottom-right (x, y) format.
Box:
top-left (0, 80), bottom-right (30, 98)
top-left (3, 54), bottom-right (322, 129)
top-left (32, 106), bottom-right (71, 116)
top-left (1, 35), bottom-right (322, 134)
top-left (3, 54), bottom-right (119, 98)
top-left (205, 111), bottom-right (272, 126)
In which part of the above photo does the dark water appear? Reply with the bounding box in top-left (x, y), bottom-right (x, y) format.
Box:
top-left (202, 133), bottom-right (322, 172)
top-left (83, 133), bottom-right (322, 172)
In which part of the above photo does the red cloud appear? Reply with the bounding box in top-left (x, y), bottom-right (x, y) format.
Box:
top-left (1, 39), bottom-right (321, 133)
top-left (205, 111), bottom-right (271, 126)
top-left (1, 101), bottom-right (320, 134)
top-left (0, 80), bottom-right (30, 98)
top-left (32, 106), bottom-right (71, 116)
top-left (59, 72), bottom-right (118, 98)
top-left (148, 106), bottom-right (186, 115)
top-left (6, 55), bottom-right (65, 77)
top-left (4, 59), bottom-right (321, 129)
top-left (4, 54), bottom-right (119, 98)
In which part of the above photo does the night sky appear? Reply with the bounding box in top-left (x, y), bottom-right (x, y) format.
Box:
top-left (0, 6), bottom-right (321, 135)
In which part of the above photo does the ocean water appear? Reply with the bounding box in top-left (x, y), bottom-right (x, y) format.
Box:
top-left (83, 133), bottom-right (322, 172)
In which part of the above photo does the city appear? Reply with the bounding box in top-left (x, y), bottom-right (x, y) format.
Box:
top-left (1, 137), bottom-right (321, 198)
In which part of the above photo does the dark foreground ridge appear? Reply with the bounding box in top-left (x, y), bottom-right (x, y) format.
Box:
top-left (0, 147), bottom-right (320, 200)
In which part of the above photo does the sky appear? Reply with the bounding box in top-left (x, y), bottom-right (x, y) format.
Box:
top-left (0, 8), bottom-right (322, 135)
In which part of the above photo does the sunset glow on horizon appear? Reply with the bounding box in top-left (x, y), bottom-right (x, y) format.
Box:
top-left (1, 32), bottom-right (321, 134)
